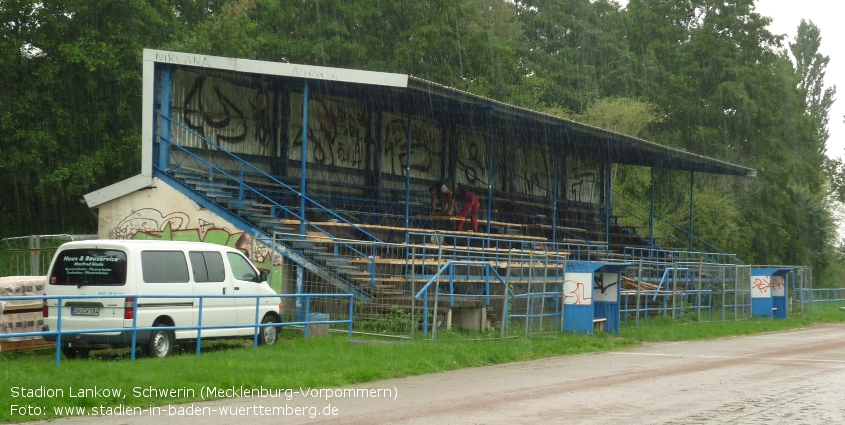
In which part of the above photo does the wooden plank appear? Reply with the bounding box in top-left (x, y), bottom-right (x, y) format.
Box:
top-left (278, 219), bottom-right (549, 242)
top-left (0, 338), bottom-right (55, 353)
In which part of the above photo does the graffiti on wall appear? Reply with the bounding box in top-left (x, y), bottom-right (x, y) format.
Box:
top-left (455, 128), bottom-right (488, 187)
top-left (751, 275), bottom-right (771, 295)
top-left (567, 157), bottom-right (601, 204)
top-left (174, 71), bottom-right (275, 156)
top-left (563, 272), bottom-right (593, 305)
top-left (381, 113), bottom-right (442, 180)
top-left (512, 144), bottom-right (553, 197)
top-left (109, 208), bottom-right (277, 271)
top-left (288, 94), bottom-right (368, 170)
top-left (593, 273), bottom-right (618, 303)
top-left (563, 280), bottom-right (592, 305)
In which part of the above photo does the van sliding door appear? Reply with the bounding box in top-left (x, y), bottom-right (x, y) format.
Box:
top-left (189, 251), bottom-right (236, 338)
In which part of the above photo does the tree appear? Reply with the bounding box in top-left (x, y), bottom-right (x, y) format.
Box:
top-left (789, 19), bottom-right (836, 151)
top-left (0, 0), bottom-right (182, 238)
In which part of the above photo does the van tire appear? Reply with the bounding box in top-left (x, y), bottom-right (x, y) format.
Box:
top-left (259, 314), bottom-right (279, 346)
top-left (146, 324), bottom-right (174, 358)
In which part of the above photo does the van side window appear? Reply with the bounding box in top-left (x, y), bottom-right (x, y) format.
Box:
top-left (141, 251), bottom-right (190, 283)
top-left (189, 251), bottom-right (226, 283)
top-left (226, 252), bottom-right (259, 282)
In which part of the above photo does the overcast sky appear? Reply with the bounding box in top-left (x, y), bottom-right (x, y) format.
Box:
top-left (753, 0), bottom-right (843, 159)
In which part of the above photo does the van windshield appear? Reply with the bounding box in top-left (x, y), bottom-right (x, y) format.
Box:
top-left (49, 248), bottom-right (127, 286)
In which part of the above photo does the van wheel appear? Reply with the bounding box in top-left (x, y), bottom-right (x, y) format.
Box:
top-left (259, 315), bottom-right (279, 346)
top-left (61, 346), bottom-right (90, 359)
top-left (146, 324), bottom-right (174, 358)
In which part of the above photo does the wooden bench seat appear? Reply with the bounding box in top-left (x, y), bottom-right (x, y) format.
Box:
top-left (278, 219), bottom-right (549, 242)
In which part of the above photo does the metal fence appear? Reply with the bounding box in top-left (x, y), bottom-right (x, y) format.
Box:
top-left (1, 235), bottom-right (98, 277)
top-left (620, 262), bottom-right (812, 326)
top-left (0, 293), bottom-right (352, 366)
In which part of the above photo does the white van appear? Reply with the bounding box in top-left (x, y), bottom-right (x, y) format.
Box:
top-left (42, 240), bottom-right (283, 358)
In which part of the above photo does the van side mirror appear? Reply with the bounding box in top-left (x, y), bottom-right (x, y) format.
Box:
top-left (258, 270), bottom-right (268, 283)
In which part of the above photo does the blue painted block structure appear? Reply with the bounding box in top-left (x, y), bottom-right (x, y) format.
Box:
top-left (593, 263), bottom-right (630, 334)
top-left (771, 270), bottom-right (791, 319)
top-left (564, 261), bottom-right (630, 334)
top-left (751, 267), bottom-right (792, 319)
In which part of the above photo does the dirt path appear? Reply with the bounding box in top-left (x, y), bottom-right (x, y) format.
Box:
top-left (28, 323), bottom-right (845, 424)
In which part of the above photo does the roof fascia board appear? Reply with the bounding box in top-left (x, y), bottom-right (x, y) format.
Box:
top-left (84, 174), bottom-right (154, 208)
top-left (143, 49), bottom-right (409, 88)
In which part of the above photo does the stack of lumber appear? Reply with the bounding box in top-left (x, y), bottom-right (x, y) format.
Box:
top-left (620, 276), bottom-right (660, 291)
top-left (0, 276), bottom-right (52, 353)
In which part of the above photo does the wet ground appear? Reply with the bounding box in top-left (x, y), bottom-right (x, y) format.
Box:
top-left (31, 323), bottom-right (845, 424)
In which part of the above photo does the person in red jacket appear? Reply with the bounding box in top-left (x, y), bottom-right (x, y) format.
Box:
top-left (454, 187), bottom-right (479, 232)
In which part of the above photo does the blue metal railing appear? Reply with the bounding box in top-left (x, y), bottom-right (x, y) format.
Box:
top-left (413, 260), bottom-right (512, 335)
top-left (155, 113), bottom-right (388, 298)
top-left (155, 112), bottom-right (382, 244)
top-left (407, 232), bottom-right (608, 264)
top-left (1, 293), bottom-right (353, 366)
top-left (612, 189), bottom-right (740, 263)
top-left (806, 288), bottom-right (845, 310)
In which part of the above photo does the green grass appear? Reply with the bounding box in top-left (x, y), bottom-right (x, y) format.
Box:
top-left (2, 307), bottom-right (845, 423)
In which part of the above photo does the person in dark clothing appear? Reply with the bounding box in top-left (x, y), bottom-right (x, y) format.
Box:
top-left (429, 182), bottom-right (456, 216)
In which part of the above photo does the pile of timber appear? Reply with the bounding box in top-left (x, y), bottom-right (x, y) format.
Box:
top-left (620, 276), bottom-right (660, 291)
top-left (0, 276), bottom-right (53, 353)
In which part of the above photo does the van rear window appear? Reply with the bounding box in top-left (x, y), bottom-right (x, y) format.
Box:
top-left (50, 249), bottom-right (127, 286)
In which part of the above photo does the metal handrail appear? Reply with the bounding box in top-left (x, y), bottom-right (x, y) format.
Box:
top-left (155, 112), bottom-right (382, 244)
top-left (612, 189), bottom-right (740, 263)
top-left (1, 293), bottom-right (353, 366)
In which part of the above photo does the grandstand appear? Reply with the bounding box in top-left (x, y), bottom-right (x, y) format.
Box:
top-left (82, 50), bottom-right (800, 336)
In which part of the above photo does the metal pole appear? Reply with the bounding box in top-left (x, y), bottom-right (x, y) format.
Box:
top-left (696, 259), bottom-right (702, 322)
top-left (552, 153), bottom-right (559, 244)
top-left (487, 109), bottom-right (494, 236)
top-left (405, 113), bottom-right (413, 236)
top-left (28, 235), bottom-right (40, 276)
top-left (539, 252), bottom-right (548, 332)
top-left (300, 81), bottom-right (309, 237)
top-left (671, 261), bottom-right (677, 321)
top-left (721, 264), bottom-right (726, 321)
top-left (689, 171), bottom-right (694, 251)
top-left (527, 251), bottom-right (533, 337)
top-left (432, 280), bottom-right (440, 342)
top-left (411, 246), bottom-right (416, 338)
top-left (636, 259), bottom-right (642, 328)
top-left (503, 250), bottom-right (512, 337)
top-left (605, 161), bottom-right (611, 246)
top-left (158, 66), bottom-right (172, 170)
top-left (650, 168), bottom-right (655, 245)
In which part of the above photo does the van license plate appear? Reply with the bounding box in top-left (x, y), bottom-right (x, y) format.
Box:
top-left (71, 307), bottom-right (100, 316)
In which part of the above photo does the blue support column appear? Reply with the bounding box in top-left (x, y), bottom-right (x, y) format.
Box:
top-left (157, 66), bottom-right (173, 170)
top-left (650, 168), bottom-right (655, 245)
top-left (605, 161), bottom-right (612, 246)
top-left (552, 153), bottom-right (559, 244)
top-left (689, 171), bottom-right (694, 251)
top-left (300, 81), bottom-right (309, 236)
top-left (487, 108), bottom-right (494, 235)
top-left (295, 265), bottom-right (305, 321)
top-left (405, 113), bottom-right (413, 244)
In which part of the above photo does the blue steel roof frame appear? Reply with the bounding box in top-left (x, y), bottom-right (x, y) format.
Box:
top-left (404, 76), bottom-right (757, 178)
top-left (154, 59), bottom-right (756, 178)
